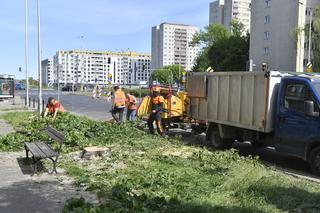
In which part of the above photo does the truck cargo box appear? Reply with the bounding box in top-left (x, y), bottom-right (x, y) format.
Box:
top-left (188, 71), bottom-right (284, 133)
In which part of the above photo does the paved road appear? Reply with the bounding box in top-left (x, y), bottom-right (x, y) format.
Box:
top-left (17, 90), bottom-right (113, 120)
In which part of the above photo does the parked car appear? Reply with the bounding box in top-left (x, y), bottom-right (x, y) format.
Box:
top-left (62, 84), bottom-right (77, 92)
top-left (15, 83), bottom-right (26, 90)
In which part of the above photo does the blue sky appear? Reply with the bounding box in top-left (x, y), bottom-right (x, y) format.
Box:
top-left (0, 0), bottom-right (210, 79)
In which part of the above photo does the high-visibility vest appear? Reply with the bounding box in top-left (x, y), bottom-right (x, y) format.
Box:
top-left (152, 95), bottom-right (164, 105)
top-left (114, 90), bottom-right (126, 108)
top-left (126, 95), bottom-right (137, 110)
top-left (152, 95), bottom-right (164, 110)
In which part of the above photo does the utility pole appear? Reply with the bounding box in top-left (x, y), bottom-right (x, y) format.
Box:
top-left (36, 0), bottom-right (43, 113)
top-left (57, 64), bottom-right (61, 102)
top-left (308, 8), bottom-right (313, 65)
top-left (25, 0), bottom-right (29, 106)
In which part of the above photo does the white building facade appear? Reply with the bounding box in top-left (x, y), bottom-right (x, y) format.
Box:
top-left (209, 0), bottom-right (251, 33)
top-left (44, 50), bottom-right (151, 85)
top-left (41, 58), bottom-right (54, 85)
top-left (250, 0), bottom-right (319, 72)
top-left (151, 23), bottom-right (199, 71)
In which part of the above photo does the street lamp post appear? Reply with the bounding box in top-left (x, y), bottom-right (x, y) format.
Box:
top-left (308, 8), bottom-right (313, 65)
top-left (36, 0), bottom-right (43, 113)
top-left (57, 64), bottom-right (61, 102)
top-left (25, 0), bottom-right (29, 106)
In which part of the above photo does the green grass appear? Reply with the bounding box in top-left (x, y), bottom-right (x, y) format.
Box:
top-left (1, 112), bottom-right (320, 212)
top-left (0, 111), bottom-right (33, 127)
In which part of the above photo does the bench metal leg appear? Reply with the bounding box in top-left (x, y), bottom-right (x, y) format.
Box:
top-left (49, 156), bottom-right (58, 174)
top-left (25, 147), bottom-right (29, 159)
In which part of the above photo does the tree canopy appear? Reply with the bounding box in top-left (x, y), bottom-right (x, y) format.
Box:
top-left (311, 7), bottom-right (320, 71)
top-left (191, 20), bottom-right (249, 72)
top-left (151, 65), bottom-right (185, 85)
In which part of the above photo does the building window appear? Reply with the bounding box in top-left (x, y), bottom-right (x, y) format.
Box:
top-left (264, 31), bottom-right (270, 40)
top-left (265, 15), bottom-right (271, 24)
top-left (264, 47), bottom-right (269, 55)
top-left (266, 0), bottom-right (271, 8)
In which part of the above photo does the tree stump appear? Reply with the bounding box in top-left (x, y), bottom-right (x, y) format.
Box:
top-left (81, 146), bottom-right (111, 160)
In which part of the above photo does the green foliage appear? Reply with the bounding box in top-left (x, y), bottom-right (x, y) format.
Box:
top-left (122, 88), bottom-right (150, 98)
top-left (2, 112), bottom-right (320, 212)
top-left (0, 112), bottom-right (163, 152)
top-left (312, 7), bottom-right (320, 71)
top-left (19, 77), bottom-right (40, 88)
top-left (192, 21), bottom-right (249, 72)
top-left (151, 65), bottom-right (185, 85)
top-left (63, 197), bottom-right (104, 213)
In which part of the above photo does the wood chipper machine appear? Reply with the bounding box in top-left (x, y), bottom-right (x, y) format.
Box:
top-left (137, 85), bottom-right (206, 133)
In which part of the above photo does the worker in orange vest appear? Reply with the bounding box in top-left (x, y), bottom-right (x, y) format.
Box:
top-left (148, 86), bottom-right (165, 136)
top-left (111, 86), bottom-right (126, 123)
top-left (43, 97), bottom-right (65, 121)
top-left (126, 92), bottom-right (137, 121)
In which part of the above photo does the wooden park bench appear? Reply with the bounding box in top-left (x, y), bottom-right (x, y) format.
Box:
top-left (24, 127), bottom-right (64, 174)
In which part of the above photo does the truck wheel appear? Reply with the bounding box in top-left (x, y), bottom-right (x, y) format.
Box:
top-left (208, 128), bottom-right (233, 149)
top-left (309, 147), bottom-right (320, 176)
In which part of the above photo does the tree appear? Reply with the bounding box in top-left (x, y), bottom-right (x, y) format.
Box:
top-left (151, 65), bottom-right (185, 85)
top-left (191, 20), bottom-right (249, 72)
top-left (311, 7), bottom-right (320, 71)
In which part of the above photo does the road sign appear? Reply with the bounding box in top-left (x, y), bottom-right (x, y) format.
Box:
top-left (181, 71), bottom-right (187, 83)
top-left (206, 67), bottom-right (214, 72)
top-left (307, 62), bottom-right (313, 73)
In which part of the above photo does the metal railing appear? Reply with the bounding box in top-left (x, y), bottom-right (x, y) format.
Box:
top-left (24, 97), bottom-right (45, 112)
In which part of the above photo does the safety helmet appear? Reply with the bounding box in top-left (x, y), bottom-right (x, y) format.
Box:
top-left (153, 86), bottom-right (161, 92)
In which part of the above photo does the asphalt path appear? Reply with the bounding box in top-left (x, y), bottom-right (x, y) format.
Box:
top-left (17, 90), bottom-right (113, 120)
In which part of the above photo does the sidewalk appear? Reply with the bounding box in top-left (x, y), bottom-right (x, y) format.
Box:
top-left (0, 120), bottom-right (15, 136)
top-left (0, 109), bottom-right (98, 213)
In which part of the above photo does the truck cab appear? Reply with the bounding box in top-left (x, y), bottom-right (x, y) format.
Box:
top-left (275, 76), bottom-right (320, 175)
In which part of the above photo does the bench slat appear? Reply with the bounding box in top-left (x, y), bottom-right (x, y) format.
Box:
top-left (25, 142), bottom-right (47, 158)
top-left (35, 142), bottom-right (58, 158)
top-left (46, 127), bottom-right (64, 145)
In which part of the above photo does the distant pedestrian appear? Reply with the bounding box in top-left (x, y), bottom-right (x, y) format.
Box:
top-left (43, 97), bottom-right (64, 121)
top-left (126, 92), bottom-right (137, 121)
top-left (111, 86), bottom-right (126, 123)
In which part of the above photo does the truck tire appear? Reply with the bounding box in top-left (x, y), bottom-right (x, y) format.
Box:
top-left (309, 147), bottom-right (320, 176)
top-left (208, 127), bottom-right (233, 149)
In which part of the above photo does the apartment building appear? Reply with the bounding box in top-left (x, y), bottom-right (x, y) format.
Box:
top-left (151, 23), bottom-right (199, 71)
top-left (209, 0), bottom-right (251, 33)
top-left (41, 58), bottom-right (54, 85)
top-left (42, 50), bottom-right (151, 86)
top-left (250, 0), bottom-right (319, 72)
top-left (209, 0), bottom-right (225, 24)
